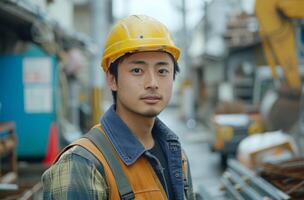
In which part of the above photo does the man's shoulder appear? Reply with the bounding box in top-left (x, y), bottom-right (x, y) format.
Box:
top-left (42, 144), bottom-right (107, 184)
top-left (42, 146), bottom-right (95, 179)
top-left (53, 145), bottom-right (93, 165)
top-left (45, 144), bottom-right (105, 173)
top-left (41, 145), bottom-right (108, 199)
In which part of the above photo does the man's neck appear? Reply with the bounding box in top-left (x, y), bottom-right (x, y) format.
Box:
top-left (116, 106), bottom-right (155, 149)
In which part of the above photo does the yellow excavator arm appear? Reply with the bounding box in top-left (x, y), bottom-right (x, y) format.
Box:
top-left (255, 0), bottom-right (304, 92)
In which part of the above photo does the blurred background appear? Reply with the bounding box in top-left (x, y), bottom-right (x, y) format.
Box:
top-left (1, 0), bottom-right (304, 199)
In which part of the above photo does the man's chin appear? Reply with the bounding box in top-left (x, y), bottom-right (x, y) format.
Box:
top-left (141, 109), bottom-right (161, 118)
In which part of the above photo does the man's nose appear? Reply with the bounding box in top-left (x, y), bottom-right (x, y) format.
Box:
top-left (144, 70), bottom-right (159, 90)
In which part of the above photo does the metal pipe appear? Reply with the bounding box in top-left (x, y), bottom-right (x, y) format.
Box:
top-left (0, 183), bottom-right (18, 191)
top-left (227, 169), bottom-right (264, 200)
top-left (221, 173), bottom-right (245, 200)
top-left (228, 159), bottom-right (290, 200)
top-left (90, 0), bottom-right (112, 124)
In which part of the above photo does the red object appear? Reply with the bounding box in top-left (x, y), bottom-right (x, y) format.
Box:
top-left (43, 122), bottom-right (60, 166)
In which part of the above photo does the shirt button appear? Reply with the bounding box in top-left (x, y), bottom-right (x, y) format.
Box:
top-left (170, 146), bottom-right (177, 151)
top-left (175, 173), bottom-right (180, 178)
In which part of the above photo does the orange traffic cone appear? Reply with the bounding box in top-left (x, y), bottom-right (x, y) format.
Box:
top-left (43, 122), bottom-right (60, 166)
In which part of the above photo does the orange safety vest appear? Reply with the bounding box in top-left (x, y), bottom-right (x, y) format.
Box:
top-left (54, 125), bottom-right (189, 200)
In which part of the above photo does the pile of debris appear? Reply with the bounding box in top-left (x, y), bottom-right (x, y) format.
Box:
top-left (259, 158), bottom-right (304, 199)
top-left (221, 159), bottom-right (290, 200)
top-left (224, 12), bottom-right (260, 49)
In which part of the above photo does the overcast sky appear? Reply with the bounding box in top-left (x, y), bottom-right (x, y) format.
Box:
top-left (113, 0), bottom-right (206, 32)
top-left (113, 0), bottom-right (255, 32)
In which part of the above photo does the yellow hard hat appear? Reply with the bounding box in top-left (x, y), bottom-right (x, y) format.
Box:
top-left (101, 15), bottom-right (181, 71)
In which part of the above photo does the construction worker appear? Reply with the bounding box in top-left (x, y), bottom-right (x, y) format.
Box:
top-left (42, 15), bottom-right (195, 200)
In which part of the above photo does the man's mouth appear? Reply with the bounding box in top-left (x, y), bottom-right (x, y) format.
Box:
top-left (140, 95), bottom-right (162, 104)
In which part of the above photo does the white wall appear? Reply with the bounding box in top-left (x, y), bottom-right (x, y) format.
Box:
top-left (28, 0), bottom-right (47, 11)
top-left (205, 62), bottom-right (224, 85)
top-left (27, 0), bottom-right (74, 30)
top-left (47, 0), bottom-right (74, 30)
top-left (74, 4), bottom-right (90, 35)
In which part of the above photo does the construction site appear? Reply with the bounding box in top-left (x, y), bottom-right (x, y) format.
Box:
top-left (0, 0), bottom-right (304, 199)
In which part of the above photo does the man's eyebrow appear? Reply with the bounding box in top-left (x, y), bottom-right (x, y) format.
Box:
top-left (128, 60), bottom-right (147, 65)
top-left (156, 61), bottom-right (169, 66)
top-left (128, 60), bottom-right (170, 66)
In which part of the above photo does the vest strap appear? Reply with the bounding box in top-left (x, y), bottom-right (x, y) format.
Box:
top-left (84, 127), bottom-right (135, 200)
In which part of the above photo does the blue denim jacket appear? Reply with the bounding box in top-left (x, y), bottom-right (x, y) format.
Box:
top-left (101, 105), bottom-right (185, 200)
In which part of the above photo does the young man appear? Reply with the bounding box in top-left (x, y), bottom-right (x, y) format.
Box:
top-left (42, 15), bottom-right (195, 200)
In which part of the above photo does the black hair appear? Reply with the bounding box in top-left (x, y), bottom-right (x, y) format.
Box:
top-left (108, 52), bottom-right (180, 103)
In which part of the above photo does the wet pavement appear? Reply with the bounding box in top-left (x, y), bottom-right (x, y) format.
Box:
top-left (159, 105), bottom-right (224, 199)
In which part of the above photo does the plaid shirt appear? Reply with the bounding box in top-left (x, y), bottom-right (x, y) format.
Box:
top-left (42, 146), bottom-right (108, 199)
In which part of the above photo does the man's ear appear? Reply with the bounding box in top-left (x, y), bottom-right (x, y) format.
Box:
top-left (106, 71), bottom-right (117, 91)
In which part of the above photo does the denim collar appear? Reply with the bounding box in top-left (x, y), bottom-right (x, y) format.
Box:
top-left (100, 105), bottom-right (179, 166)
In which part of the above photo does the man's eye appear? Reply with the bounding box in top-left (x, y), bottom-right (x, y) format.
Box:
top-left (131, 68), bottom-right (143, 74)
top-left (159, 69), bottom-right (169, 75)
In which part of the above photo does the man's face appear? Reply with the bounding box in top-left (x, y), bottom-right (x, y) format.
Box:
top-left (107, 51), bottom-right (174, 118)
